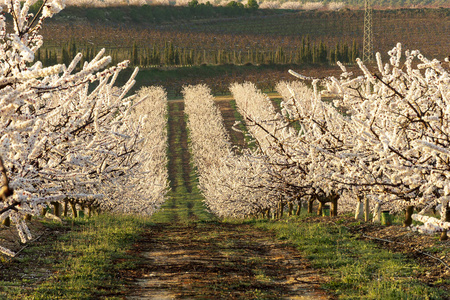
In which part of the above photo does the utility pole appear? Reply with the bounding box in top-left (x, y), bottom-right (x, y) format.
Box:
top-left (363, 0), bottom-right (374, 62)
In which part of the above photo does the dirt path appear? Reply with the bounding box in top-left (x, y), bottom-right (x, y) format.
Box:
top-left (123, 98), bottom-right (332, 299)
top-left (125, 222), bottom-right (331, 300)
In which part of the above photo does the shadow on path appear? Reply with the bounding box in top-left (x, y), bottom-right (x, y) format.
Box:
top-left (126, 222), bottom-right (331, 300)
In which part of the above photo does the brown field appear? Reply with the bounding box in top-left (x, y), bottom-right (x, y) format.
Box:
top-left (42, 8), bottom-right (449, 60)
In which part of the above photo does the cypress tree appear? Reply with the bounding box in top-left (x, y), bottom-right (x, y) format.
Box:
top-left (247, 49), bottom-right (252, 64)
top-left (305, 36), bottom-right (312, 63)
top-left (151, 45), bottom-right (160, 66)
top-left (36, 48), bottom-right (41, 64)
top-left (318, 42), bottom-right (328, 64)
top-left (268, 50), bottom-right (274, 65)
top-left (351, 40), bottom-right (358, 63)
top-left (275, 47), bottom-right (284, 64)
top-left (132, 42), bottom-right (139, 66)
top-left (216, 50), bottom-right (221, 65)
top-left (301, 37), bottom-right (307, 63)
top-left (334, 42), bottom-right (340, 63)
top-left (342, 43), bottom-right (349, 63)
top-left (174, 47), bottom-right (180, 65)
top-left (85, 46), bottom-right (91, 62)
top-left (69, 39), bottom-right (77, 59)
top-left (237, 51), bottom-right (242, 65)
top-left (329, 48), bottom-right (335, 64)
top-left (44, 48), bottom-right (49, 66)
top-left (62, 45), bottom-right (70, 66)
top-left (187, 49), bottom-right (194, 65)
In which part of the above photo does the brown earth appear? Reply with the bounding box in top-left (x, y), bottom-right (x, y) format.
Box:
top-left (122, 222), bottom-right (333, 300)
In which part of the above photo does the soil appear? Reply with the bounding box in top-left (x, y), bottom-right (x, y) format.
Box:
top-left (121, 222), bottom-right (332, 300)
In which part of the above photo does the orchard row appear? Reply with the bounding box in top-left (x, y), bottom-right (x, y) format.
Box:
top-left (185, 45), bottom-right (450, 240)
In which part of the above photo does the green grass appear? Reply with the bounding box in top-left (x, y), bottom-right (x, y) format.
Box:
top-left (0, 215), bottom-right (152, 300)
top-left (250, 214), bottom-right (447, 299)
top-left (115, 63), bottom-right (300, 98)
top-left (150, 101), bottom-right (214, 223)
top-left (35, 215), bottom-right (151, 300)
top-left (150, 181), bottom-right (213, 224)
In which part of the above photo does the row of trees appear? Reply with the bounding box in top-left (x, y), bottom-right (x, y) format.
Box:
top-left (0, 1), bottom-right (168, 256)
top-left (184, 84), bottom-right (275, 217)
top-left (184, 44), bottom-right (450, 240)
top-left (38, 39), bottom-right (360, 69)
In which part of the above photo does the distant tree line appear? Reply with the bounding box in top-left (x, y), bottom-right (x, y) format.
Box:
top-left (38, 38), bottom-right (360, 69)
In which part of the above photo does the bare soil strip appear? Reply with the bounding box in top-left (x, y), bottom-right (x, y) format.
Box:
top-left (125, 222), bottom-right (332, 300)
top-left (121, 98), bottom-right (333, 300)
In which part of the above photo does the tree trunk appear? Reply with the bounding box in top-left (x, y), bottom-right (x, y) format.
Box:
top-left (52, 202), bottom-right (62, 217)
top-left (278, 201), bottom-right (285, 218)
top-left (440, 203), bottom-right (450, 241)
top-left (308, 198), bottom-right (314, 214)
top-left (2, 217), bottom-right (10, 227)
top-left (288, 202), bottom-right (293, 216)
top-left (317, 201), bottom-right (324, 216)
top-left (373, 203), bottom-right (381, 223)
top-left (295, 199), bottom-right (302, 216)
top-left (364, 197), bottom-right (370, 222)
top-left (403, 205), bottom-right (414, 227)
top-left (355, 200), bottom-right (364, 220)
top-left (63, 200), bottom-right (68, 217)
top-left (331, 197), bottom-right (338, 217)
top-left (70, 201), bottom-right (78, 218)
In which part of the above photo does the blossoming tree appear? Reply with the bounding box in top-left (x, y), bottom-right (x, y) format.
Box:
top-left (183, 84), bottom-right (273, 218)
top-left (0, 0), bottom-right (169, 256)
top-left (287, 44), bottom-right (450, 239)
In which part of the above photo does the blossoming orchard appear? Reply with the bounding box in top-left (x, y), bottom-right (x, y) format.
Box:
top-left (0, 0), bottom-right (168, 256)
top-left (0, 0), bottom-right (449, 259)
top-left (183, 46), bottom-right (450, 240)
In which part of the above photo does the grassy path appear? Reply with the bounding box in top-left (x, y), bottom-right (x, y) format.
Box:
top-left (151, 100), bottom-right (212, 224)
top-left (123, 99), bottom-right (332, 299)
